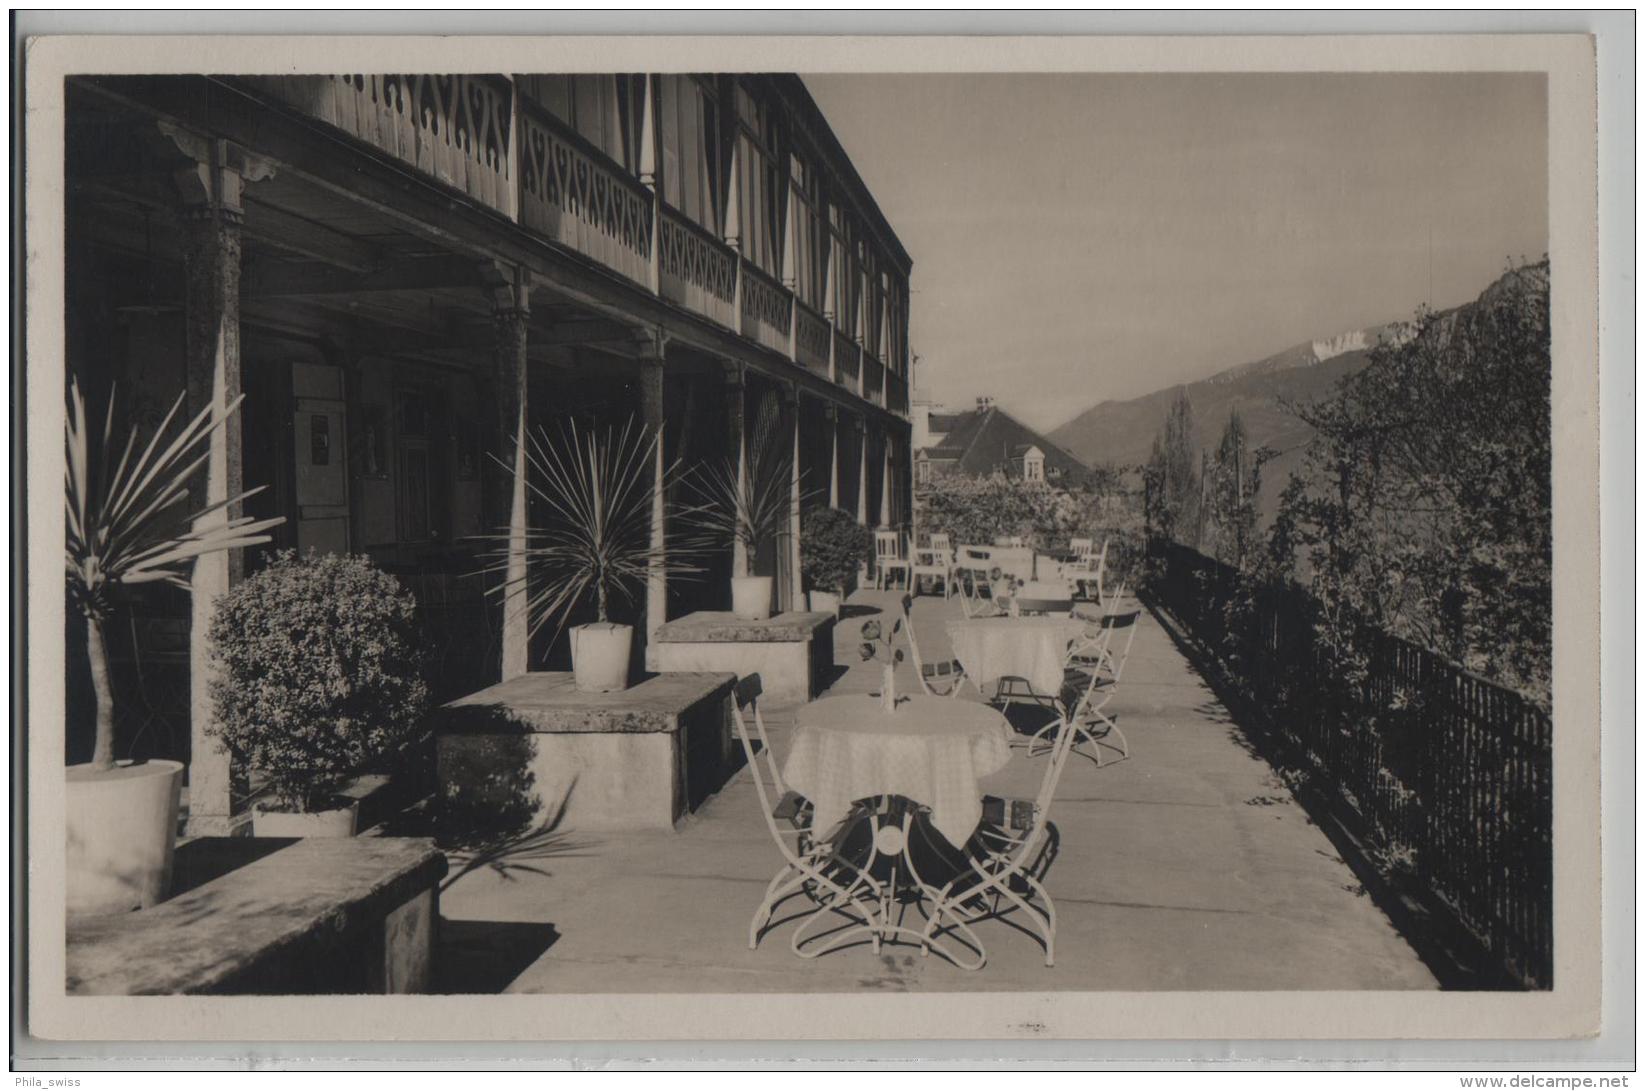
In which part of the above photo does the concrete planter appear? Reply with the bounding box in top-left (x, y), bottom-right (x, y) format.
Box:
top-left (808, 589), bottom-right (842, 617)
top-left (252, 799), bottom-right (360, 837)
top-left (66, 759), bottom-right (183, 919)
top-left (571, 622), bottom-right (632, 692)
top-left (731, 576), bottom-right (774, 620)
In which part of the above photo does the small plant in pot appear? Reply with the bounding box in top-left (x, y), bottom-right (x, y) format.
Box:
top-left (207, 550), bottom-right (429, 836)
top-left (801, 506), bottom-right (872, 617)
top-left (481, 416), bottom-right (707, 692)
top-left (64, 378), bottom-right (283, 915)
top-left (685, 397), bottom-right (801, 621)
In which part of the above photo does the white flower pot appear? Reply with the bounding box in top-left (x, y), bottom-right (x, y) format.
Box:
top-left (252, 799), bottom-right (360, 838)
top-left (571, 621), bottom-right (633, 692)
top-left (731, 576), bottom-right (774, 621)
top-left (808, 590), bottom-right (842, 617)
top-left (66, 759), bottom-right (184, 919)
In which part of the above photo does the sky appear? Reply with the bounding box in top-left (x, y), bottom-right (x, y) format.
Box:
top-left (804, 73), bottom-right (1549, 432)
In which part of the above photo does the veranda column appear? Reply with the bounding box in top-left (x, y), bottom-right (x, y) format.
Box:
top-left (640, 333), bottom-right (668, 660)
top-left (724, 364), bottom-right (748, 578)
top-left (880, 425), bottom-right (893, 529)
top-left (485, 264), bottom-right (532, 681)
top-left (825, 403), bottom-right (840, 509)
top-left (786, 387), bottom-right (804, 610)
top-left (855, 415), bottom-right (870, 527)
top-left (174, 134), bottom-right (252, 836)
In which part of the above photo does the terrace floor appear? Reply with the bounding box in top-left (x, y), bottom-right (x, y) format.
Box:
top-left (434, 589), bottom-right (1438, 993)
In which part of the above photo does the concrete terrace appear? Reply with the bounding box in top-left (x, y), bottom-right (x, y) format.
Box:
top-left (434, 590), bottom-right (1437, 993)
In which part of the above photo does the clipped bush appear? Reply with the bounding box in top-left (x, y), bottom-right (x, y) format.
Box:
top-left (207, 550), bottom-right (429, 813)
top-left (800, 507), bottom-right (873, 595)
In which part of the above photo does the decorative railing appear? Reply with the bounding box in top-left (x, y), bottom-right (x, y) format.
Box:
top-left (740, 262), bottom-right (795, 356)
top-left (517, 98), bottom-right (652, 286)
top-left (860, 351), bottom-right (886, 407)
top-left (794, 301), bottom-right (832, 377)
top-left (885, 370), bottom-right (909, 416)
top-left (248, 74), bottom-right (516, 217)
top-left (1151, 542), bottom-right (1553, 989)
top-left (657, 205), bottom-right (738, 329)
top-left (834, 332), bottom-right (861, 391)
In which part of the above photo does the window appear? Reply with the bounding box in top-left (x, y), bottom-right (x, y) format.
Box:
top-left (830, 203), bottom-right (860, 336)
top-left (658, 75), bottom-right (724, 233)
top-left (789, 152), bottom-right (829, 310)
top-left (1023, 450), bottom-right (1045, 482)
top-left (885, 272), bottom-right (908, 376)
top-left (736, 85), bottom-right (787, 278)
top-left (917, 457), bottom-right (931, 486)
top-left (861, 244), bottom-right (886, 360)
top-left (522, 75), bottom-right (644, 171)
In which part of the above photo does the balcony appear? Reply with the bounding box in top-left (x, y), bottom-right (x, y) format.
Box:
top-left (657, 205), bottom-right (738, 330)
top-left (740, 262), bottom-right (795, 357)
top-left (833, 332), bottom-right (861, 394)
top-left (517, 97), bottom-right (653, 287)
top-left (244, 74), bottom-right (908, 416)
top-left (886, 370), bottom-right (909, 416)
top-left (860, 351), bottom-right (886, 408)
top-left (249, 75), bottom-right (517, 219)
top-left (794, 301), bottom-right (832, 378)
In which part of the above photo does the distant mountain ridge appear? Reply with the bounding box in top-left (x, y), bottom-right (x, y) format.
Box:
top-left (1047, 312), bottom-right (1437, 520)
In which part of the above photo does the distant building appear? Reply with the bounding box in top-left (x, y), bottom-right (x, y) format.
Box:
top-left (913, 396), bottom-right (1091, 486)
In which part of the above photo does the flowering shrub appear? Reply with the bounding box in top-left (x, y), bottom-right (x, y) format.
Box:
top-left (801, 507), bottom-right (872, 594)
top-left (207, 550), bottom-right (429, 813)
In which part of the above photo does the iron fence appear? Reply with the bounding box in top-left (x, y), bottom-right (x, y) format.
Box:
top-left (1150, 540), bottom-right (1553, 988)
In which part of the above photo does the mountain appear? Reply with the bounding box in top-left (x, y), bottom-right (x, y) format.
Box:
top-left (1048, 320), bottom-right (1412, 518)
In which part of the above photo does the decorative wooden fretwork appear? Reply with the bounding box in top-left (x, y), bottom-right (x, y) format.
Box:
top-left (657, 204), bottom-right (738, 329)
top-left (518, 99), bottom-right (654, 286)
top-left (834, 332), bottom-right (861, 388)
top-left (860, 352), bottom-right (886, 407)
top-left (740, 262), bottom-right (794, 355)
top-left (250, 74), bottom-right (516, 217)
top-left (795, 301), bottom-right (831, 376)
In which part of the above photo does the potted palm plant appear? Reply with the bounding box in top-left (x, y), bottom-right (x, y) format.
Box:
top-left (483, 416), bottom-right (705, 692)
top-left (687, 398), bottom-right (797, 621)
top-left (207, 550), bottom-right (429, 836)
top-left (800, 506), bottom-right (872, 617)
top-left (65, 378), bottom-right (282, 916)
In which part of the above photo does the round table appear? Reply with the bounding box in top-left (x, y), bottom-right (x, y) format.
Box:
top-left (783, 694), bottom-right (1012, 848)
top-left (945, 616), bottom-right (1087, 700)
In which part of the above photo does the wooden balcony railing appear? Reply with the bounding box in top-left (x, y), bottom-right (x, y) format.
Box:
top-left (244, 74), bottom-right (912, 417)
top-left (860, 352), bottom-right (886, 407)
top-left (657, 205), bottom-right (738, 329)
top-left (834, 333), bottom-right (861, 392)
top-left (249, 75), bottom-right (516, 218)
top-left (517, 98), bottom-right (653, 286)
top-left (886, 370), bottom-right (909, 415)
top-left (740, 262), bottom-right (795, 356)
top-left (795, 300), bottom-right (832, 377)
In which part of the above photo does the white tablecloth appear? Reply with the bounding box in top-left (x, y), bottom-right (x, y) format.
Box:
top-left (783, 694), bottom-right (1012, 846)
top-left (946, 616), bottom-right (1086, 697)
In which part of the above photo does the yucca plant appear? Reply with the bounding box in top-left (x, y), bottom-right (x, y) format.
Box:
top-left (684, 395), bottom-right (803, 577)
top-left (480, 416), bottom-right (710, 646)
top-left (65, 377), bottom-right (284, 772)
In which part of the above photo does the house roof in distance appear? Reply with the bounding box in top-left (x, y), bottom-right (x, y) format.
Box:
top-left (922, 404), bottom-right (1092, 483)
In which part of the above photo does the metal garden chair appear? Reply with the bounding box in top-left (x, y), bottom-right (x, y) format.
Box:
top-left (919, 687), bottom-right (1080, 969)
top-left (896, 594), bottom-right (973, 699)
top-left (731, 676), bottom-right (885, 957)
top-left (1032, 605), bottom-right (1141, 766)
top-left (910, 532), bottom-right (957, 599)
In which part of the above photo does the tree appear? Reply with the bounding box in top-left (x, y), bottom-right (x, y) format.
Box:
top-left (1270, 260), bottom-right (1552, 701)
top-left (1202, 408), bottom-right (1267, 570)
top-left (1143, 388), bottom-right (1201, 547)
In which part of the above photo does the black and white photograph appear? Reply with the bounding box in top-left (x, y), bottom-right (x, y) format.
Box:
top-left (20, 28), bottom-right (1610, 1055)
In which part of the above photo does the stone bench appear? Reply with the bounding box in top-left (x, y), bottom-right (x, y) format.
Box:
top-left (66, 837), bottom-right (446, 995)
top-left (435, 670), bottom-right (738, 833)
top-left (653, 611), bottom-right (836, 704)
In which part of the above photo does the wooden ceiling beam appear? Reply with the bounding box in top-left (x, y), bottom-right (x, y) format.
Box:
top-left (243, 255), bottom-right (482, 299)
top-left (240, 202), bottom-right (381, 273)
